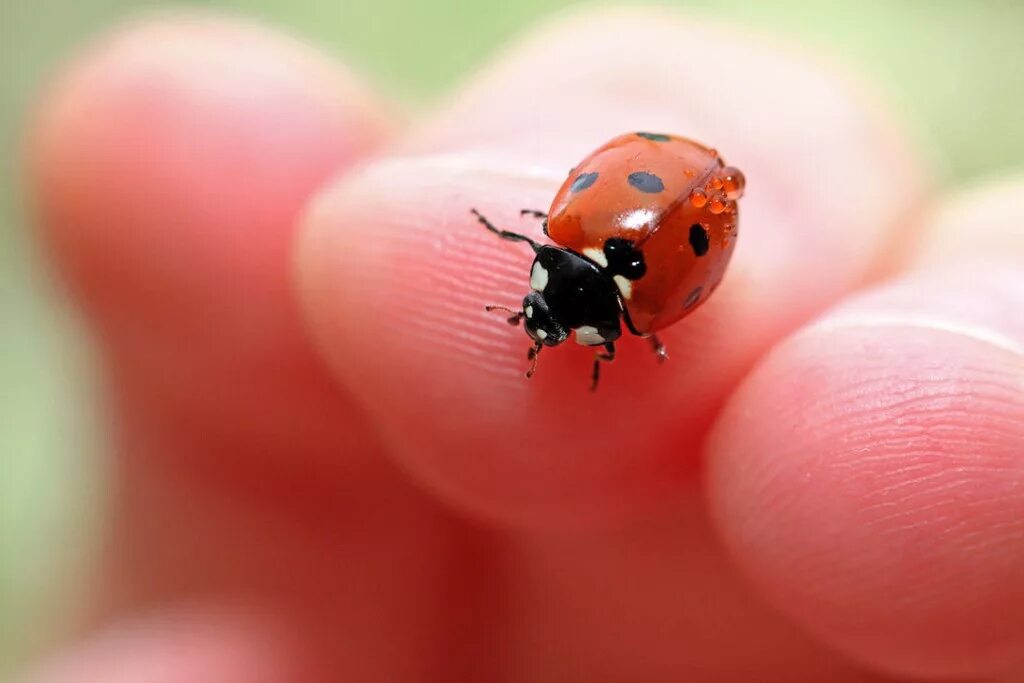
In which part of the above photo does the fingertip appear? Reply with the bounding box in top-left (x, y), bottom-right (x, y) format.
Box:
top-left (706, 267), bottom-right (1024, 679)
top-left (305, 150), bottom-right (778, 531)
top-left (29, 11), bottom-right (391, 334)
top-left (911, 173), bottom-right (1024, 269)
top-left (25, 11), bottom-right (396, 460)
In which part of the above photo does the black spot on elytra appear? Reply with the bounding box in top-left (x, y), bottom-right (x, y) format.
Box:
top-left (602, 238), bottom-right (647, 279)
top-left (689, 224), bottom-right (710, 257)
top-left (684, 286), bottom-right (703, 310)
top-left (628, 171), bottom-right (664, 194)
top-left (636, 132), bottom-right (671, 142)
top-left (570, 172), bottom-right (599, 193)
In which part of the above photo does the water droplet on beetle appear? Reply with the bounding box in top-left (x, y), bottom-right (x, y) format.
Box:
top-left (722, 167), bottom-right (745, 200)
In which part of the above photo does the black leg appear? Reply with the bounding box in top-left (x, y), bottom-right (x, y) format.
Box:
top-left (590, 342), bottom-right (616, 391)
top-left (472, 208), bottom-right (539, 251)
top-left (648, 334), bottom-right (668, 363)
top-left (520, 209), bottom-right (550, 236)
top-left (526, 342), bottom-right (543, 379)
top-left (485, 304), bottom-right (524, 326)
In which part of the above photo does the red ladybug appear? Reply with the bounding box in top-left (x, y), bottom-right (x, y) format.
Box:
top-left (473, 131), bottom-right (744, 389)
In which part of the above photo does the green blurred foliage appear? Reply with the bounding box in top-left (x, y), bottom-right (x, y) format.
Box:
top-left (2, 0), bottom-right (1023, 672)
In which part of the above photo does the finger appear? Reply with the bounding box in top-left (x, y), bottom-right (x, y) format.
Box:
top-left (30, 12), bottom-right (390, 463)
top-left (706, 183), bottom-right (1024, 679)
top-left (296, 7), bottom-right (927, 527)
top-left (910, 173), bottom-right (1024, 269)
top-left (28, 15), bottom-right (460, 679)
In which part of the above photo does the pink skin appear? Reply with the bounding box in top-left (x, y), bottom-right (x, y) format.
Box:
top-left (16, 7), bottom-right (1024, 682)
top-left (9, 612), bottom-right (313, 683)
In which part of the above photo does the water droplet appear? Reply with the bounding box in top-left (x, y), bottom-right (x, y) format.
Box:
top-left (722, 167), bottom-right (746, 200)
top-left (710, 176), bottom-right (724, 191)
top-left (690, 188), bottom-right (708, 208)
top-left (684, 168), bottom-right (696, 178)
top-left (709, 194), bottom-right (727, 214)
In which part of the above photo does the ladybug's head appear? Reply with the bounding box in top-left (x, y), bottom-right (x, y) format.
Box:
top-left (522, 291), bottom-right (568, 347)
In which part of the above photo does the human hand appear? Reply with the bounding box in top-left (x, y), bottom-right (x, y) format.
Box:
top-left (20, 8), bottom-right (1024, 681)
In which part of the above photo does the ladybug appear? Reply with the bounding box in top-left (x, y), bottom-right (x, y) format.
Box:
top-left (473, 131), bottom-right (744, 389)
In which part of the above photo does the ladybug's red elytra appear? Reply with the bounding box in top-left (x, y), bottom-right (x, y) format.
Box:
top-left (473, 131), bottom-right (744, 389)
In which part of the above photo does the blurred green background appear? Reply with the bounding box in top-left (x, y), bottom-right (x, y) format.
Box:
top-left (2, 0), bottom-right (1023, 673)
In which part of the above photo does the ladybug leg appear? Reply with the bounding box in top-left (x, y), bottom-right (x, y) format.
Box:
top-left (648, 334), bottom-right (669, 363)
top-left (485, 304), bottom-right (524, 326)
top-left (519, 209), bottom-right (549, 236)
top-left (590, 342), bottom-right (616, 391)
top-left (526, 342), bottom-right (543, 379)
top-left (471, 208), bottom-right (539, 252)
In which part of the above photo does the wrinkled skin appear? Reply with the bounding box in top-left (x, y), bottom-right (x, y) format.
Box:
top-left (16, 8), bottom-right (1024, 683)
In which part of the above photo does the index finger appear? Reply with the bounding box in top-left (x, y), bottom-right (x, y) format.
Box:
top-left (295, 7), bottom-right (927, 528)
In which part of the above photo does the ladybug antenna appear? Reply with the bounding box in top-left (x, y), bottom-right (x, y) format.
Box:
top-left (526, 342), bottom-right (542, 379)
top-left (472, 208), bottom-right (540, 253)
top-left (485, 304), bottom-right (524, 326)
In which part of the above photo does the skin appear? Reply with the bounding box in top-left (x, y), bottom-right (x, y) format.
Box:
top-left (16, 7), bottom-right (1024, 682)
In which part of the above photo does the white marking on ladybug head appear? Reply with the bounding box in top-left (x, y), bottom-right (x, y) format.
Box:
top-left (535, 328), bottom-right (548, 340)
top-left (525, 305), bottom-right (534, 319)
top-left (574, 325), bottom-right (607, 346)
top-left (613, 275), bottom-right (633, 300)
top-left (583, 247), bottom-right (608, 268)
top-left (530, 261), bottom-right (549, 291)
